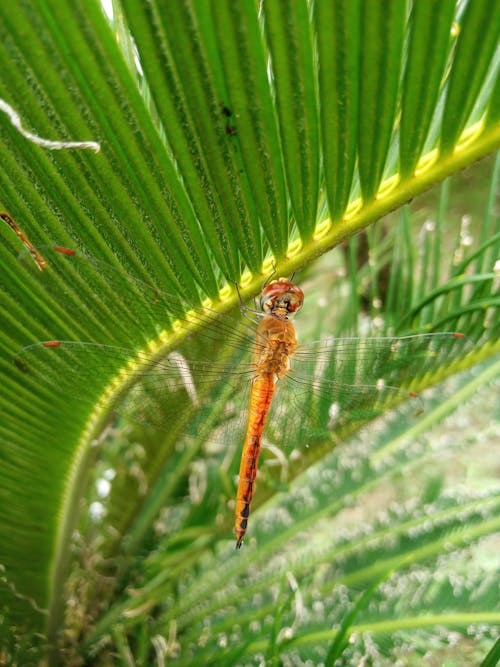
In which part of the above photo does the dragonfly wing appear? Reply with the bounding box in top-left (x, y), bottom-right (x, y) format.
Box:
top-left (260, 332), bottom-right (473, 450)
top-left (293, 332), bottom-right (472, 388)
top-left (14, 244), bottom-right (265, 430)
top-left (14, 339), bottom-right (254, 430)
top-left (16, 244), bottom-right (258, 353)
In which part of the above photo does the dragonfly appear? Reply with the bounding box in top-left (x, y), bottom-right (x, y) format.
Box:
top-left (15, 246), bottom-right (470, 548)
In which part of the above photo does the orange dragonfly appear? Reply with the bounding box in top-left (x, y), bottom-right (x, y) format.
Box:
top-left (15, 247), bottom-right (469, 548)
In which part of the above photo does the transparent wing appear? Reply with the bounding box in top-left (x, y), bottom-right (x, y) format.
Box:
top-left (294, 331), bottom-right (472, 411)
top-left (15, 244), bottom-right (259, 351)
top-left (14, 339), bottom-right (253, 414)
top-left (263, 331), bottom-right (473, 449)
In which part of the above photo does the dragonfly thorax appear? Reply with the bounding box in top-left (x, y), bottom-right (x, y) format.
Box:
top-left (253, 315), bottom-right (298, 379)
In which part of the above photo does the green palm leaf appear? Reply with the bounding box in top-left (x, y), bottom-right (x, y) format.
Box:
top-left (0, 1), bottom-right (498, 664)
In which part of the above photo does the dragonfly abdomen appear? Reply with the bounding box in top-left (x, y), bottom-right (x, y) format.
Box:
top-left (235, 374), bottom-right (275, 548)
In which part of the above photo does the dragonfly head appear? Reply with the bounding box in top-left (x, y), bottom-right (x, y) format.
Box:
top-left (260, 278), bottom-right (304, 318)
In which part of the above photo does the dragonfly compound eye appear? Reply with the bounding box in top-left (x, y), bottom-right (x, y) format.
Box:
top-left (260, 279), bottom-right (304, 315)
